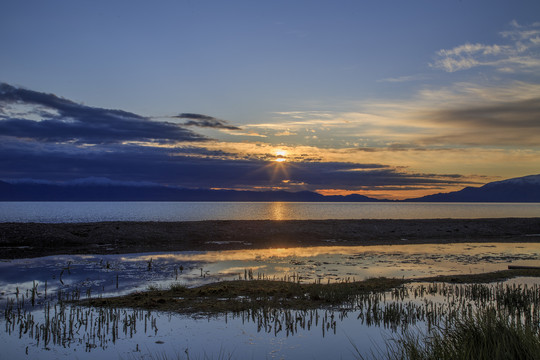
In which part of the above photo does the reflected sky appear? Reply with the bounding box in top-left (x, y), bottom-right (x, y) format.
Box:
top-left (1, 243), bottom-right (539, 360)
top-left (1, 243), bottom-right (539, 307)
top-left (126, 243), bottom-right (540, 283)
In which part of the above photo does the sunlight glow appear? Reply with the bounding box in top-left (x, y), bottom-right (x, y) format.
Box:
top-left (274, 150), bottom-right (288, 162)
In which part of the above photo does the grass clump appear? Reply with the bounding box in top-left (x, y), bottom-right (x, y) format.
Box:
top-left (79, 269), bottom-right (540, 315)
top-left (382, 307), bottom-right (540, 360)
top-left (81, 277), bottom-right (406, 314)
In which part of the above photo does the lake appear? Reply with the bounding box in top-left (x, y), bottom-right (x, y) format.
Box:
top-left (1, 243), bottom-right (539, 359)
top-left (1, 201), bottom-right (540, 222)
top-left (1, 201), bottom-right (540, 359)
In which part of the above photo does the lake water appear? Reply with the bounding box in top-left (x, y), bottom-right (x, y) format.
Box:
top-left (2, 201), bottom-right (539, 359)
top-left (1, 243), bottom-right (539, 359)
top-left (2, 243), bottom-right (539, 302)
top-left (1, 201), bottom-right (540, 222)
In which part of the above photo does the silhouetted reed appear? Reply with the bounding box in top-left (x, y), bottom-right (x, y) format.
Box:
top-left (3, 267), bottom-right (540, 358)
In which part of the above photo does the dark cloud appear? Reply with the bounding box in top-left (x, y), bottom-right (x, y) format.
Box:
top-left (422, 97), bottom-right (540, 145)
top-left (431, 98), bottom-right (540, 128)
top-left (0, 136), bottom-right (473, 191)
top-left (173, 113), bottom-right (241, 130)
top-left (281, 164), bottom-right (471, 189)
top-left (0, 83), bottom-right (206, 144)
top-left (0, 84), bottom-right (475, 194)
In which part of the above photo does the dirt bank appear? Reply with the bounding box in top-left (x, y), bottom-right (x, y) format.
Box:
top-left (1, 218), bottom-right (539, 259)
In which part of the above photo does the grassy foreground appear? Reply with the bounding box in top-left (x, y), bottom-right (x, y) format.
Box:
top-left (80, 268), bottom-right (540, 314)
top-left (5, 268), bottom-right (539, 359)
top-left (376, 308), bottom-right (540, 360)
top-left (83, 277), bottom-right (406, 313)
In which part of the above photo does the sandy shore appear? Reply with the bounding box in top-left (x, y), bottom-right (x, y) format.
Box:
top-left (1, 218), bottom-right (539, 259)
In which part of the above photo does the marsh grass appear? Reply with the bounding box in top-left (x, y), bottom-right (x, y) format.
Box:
top-left (82, 277), bottom-right (407, 314)
top-left (375, 307), bottom-right (540, 360)
top-left (79, 268), bottom-right (540, 315)
top-left (4, 268), bottom-right (540, 357)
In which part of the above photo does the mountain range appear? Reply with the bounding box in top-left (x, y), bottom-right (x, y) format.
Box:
top-left (1, 174), bottom-right (539, 202)
top-left (0, 178), bottom-right (378, 202)
top-left (407, 174), bottom-right (540, 202)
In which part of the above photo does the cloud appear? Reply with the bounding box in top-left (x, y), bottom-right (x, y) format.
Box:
top-left (429, 97), bottom-right (540, 129)
top-left (377, 75), bottom-right (428, 83)
top-left (414, 86), bottom-right (540, 146)
top-left (0, 84), bottom-right (518, 198)
top-left (353, 79), bottom-right (540, 148)
top-left (172, 113), bottom-right (241, 130)
top-left (275, 130), bottom-right (296, 136)
top-left (0, 83), bottom-right (206, 144)
top-left (0, 135), bottom-right (473, 193)
top-left (432, 21), bottom-right (540, 73)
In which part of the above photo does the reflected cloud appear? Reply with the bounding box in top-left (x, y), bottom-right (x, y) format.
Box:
top-left (122, 243), bottom-right (539, 264)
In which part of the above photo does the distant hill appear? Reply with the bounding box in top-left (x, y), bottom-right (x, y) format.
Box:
top-left (2, 174), bottom-right (540, 202)
top-left (407, 174), bottom-right (540, 202)
top-left (0, 179), bottom-right (380, 202)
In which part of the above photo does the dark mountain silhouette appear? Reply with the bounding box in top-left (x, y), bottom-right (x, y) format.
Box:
top-left (407, 174), bottom-right (540, 202)
top-left (1, 174), bottom-right (540, 202)
top-left (0, 179), bottom-right (380, 202)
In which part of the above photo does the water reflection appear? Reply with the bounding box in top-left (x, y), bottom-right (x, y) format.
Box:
top-left (3, 201), bottom-right (540, 222)
top-left (125, 242), bottom-right (540, 282)
top-left (269, 201), bottom-right (286, 220)
top-left (1, 243), bottom-right (539, 307)
top-left (1, 239), bottom-right (540, 360)
top-left (3, 280), bottom-right (539, 360)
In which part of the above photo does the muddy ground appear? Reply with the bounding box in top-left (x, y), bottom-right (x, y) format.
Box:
top-left (1, 218), bottom-right (539, 259)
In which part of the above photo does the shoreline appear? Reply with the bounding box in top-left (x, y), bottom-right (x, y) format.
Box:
top-left (1, 218), bottom-right (539, 259)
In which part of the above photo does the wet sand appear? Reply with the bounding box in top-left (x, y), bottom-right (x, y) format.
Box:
top-left (1, 218), bottom-right (539, 259)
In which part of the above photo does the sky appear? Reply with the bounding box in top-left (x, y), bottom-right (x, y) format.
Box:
top-left (1, 0), bottom-right (540, 200)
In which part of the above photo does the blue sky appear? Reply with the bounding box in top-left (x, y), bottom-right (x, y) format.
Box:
top-left (1, 0), bottom-right (540, 199)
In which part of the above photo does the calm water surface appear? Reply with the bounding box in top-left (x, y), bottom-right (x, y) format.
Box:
top-left (2, 202), bottom-right (539, 359)
top-left (1, 243), bottom-right (539, 359)
top-left (1, 201), bottom-right (540, 222)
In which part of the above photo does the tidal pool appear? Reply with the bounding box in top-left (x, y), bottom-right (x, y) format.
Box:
top-left (1, 242), bottom-right (539, 359)
top-left (2, 243), bottom-right (539, 301)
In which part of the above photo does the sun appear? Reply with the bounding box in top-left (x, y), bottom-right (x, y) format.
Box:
top-left (274, 150), bottom-right (287, 162)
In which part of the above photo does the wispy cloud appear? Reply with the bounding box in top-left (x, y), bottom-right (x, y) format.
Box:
top-left (432, 21), bottom-right (540, 73)
top-left (171, 113), bottom-right (241, 130)
top-left (377, 74), bottom-right (428, 83)
top-left (275, 130), bottom-right (297, 136)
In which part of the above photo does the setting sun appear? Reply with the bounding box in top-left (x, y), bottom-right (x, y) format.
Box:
top-left (274, 150), bottom-right (287, 162)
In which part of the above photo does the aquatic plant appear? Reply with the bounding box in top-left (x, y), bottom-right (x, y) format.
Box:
top-left (374, 307), bottom-right (540, 360)
top-left (3, 268), bottom-right (540, 358)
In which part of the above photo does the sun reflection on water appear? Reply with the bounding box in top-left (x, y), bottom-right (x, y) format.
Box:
top-left (270, 201), bottom-right (286, 220)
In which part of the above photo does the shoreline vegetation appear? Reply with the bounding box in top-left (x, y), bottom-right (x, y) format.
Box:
top-left (77, 268), bottom-right (540, 359)
top-left (5, 267), bottom-right (540, 359)
top-left (78, 268), bottom-right (540, 315)
top-left (1, 218), bottom-right (540, 259)
top-left (2, 218), bottom-right (540, 359)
